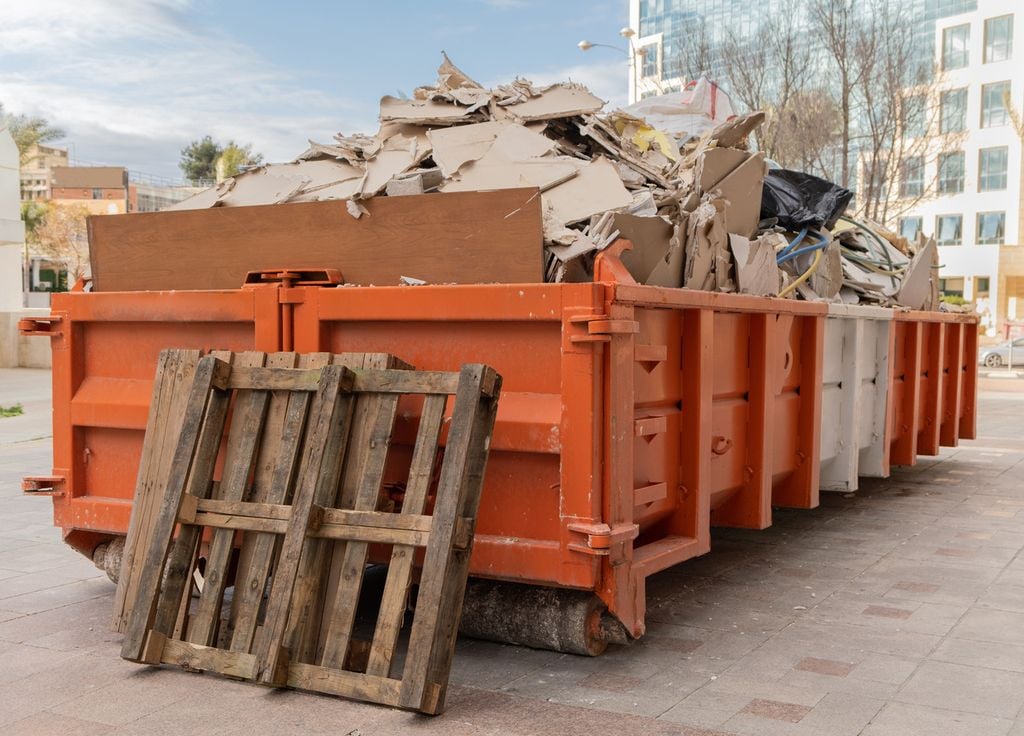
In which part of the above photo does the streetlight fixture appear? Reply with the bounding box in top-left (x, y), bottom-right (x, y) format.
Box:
top-left (577, 39), bottom-right (628, 55)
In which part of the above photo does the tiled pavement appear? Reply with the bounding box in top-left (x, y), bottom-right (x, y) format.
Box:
top-left (1, 367), bottom-right (1023, 735)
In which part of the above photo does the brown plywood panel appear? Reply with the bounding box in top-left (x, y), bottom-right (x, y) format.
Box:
top-left (88, 188), bottom-right (543, 291)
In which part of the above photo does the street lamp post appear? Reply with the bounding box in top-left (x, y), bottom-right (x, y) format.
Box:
top-left (578, 27), bottom-right (643, 103)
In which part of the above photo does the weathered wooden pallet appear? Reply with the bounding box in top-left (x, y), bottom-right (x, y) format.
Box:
top-left (111, 350), bottom-right (407, 634)
top-left (119, 349), bottom-right (501, 715)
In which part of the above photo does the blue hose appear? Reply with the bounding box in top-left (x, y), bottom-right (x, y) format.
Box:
top-left (776, 231), bottom-right (829, 266)
top-left (777, 226), bottom-right (809, 260)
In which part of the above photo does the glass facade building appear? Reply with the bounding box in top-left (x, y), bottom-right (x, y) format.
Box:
top-left (636, 0), bottom-right (978, 94)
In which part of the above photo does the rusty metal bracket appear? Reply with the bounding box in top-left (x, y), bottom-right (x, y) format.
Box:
top-left (566, 520), bottom-right (639, 556)
top-left (567, 314), bottom-right (639, 344)
top-left (23, 475), bottom-right (66, 497)
top-left (241, 269), bottom-right (343, 290)
top-left (18, 316), bottom-right (63, 338)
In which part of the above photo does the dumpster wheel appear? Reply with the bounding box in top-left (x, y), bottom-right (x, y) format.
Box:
top-left (458, 579), bottom-right (629, 656)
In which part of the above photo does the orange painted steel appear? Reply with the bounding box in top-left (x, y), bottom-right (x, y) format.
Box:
top-left (26, 248), bottom-right (976, 640)
top-left (287, 245), bottom-right (826, 636)
top-left (888, 310), bottom-right (979, 467)
top-left (35, 282), bottom-right (281, 558)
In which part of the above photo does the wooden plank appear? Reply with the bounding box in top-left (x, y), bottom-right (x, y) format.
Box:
top-left (121, 355), bottom-right (231, 661)
top-left (113, 349), bottom-right (200, 633)
top-left (88, 188), bottom-right (544, 291)
top-left (227, 366), bottom-right (324, 392)
top-left (320, 393), bottom-right (402, 669)
top-left (152, 351), bottom-right (234, 638)
top-left (366, 393), bottom-right (447, 678)
top-left (287, 662), bottom-right (403, 708)
top-left (160, 638), bottom-right (258, 679)
top-left (188, 511), bottom-right (434, 547)
top-left (230, 352), bottom-right (324, 653)
top-left (353, 370), bottom-right (461, 396)
top-left (400, 365), bottom-right (501, 713)
top-left (254, 365), bottom-right (355, 684)
top-left (287, 353), bottom-right (411, 663)
top-left (187, 352), bottom-right (270, 647)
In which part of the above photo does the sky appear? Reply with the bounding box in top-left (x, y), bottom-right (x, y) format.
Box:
top-left (0, 0), bottom-right (629, 181)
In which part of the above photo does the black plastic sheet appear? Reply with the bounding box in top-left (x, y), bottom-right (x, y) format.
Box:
top-left (760, 169), bottom-right (853, 231)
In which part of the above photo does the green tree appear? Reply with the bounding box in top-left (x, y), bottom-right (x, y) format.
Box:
top-left (20, 201), bottom-right (48, 243)
top-left (0, 103), bottom-right (64, 164)
top-left (179, 135), bottom-right (221, 182)
top-left (180, 136), bottom-right (263, 182)
top-left (216, 141), bottom-right (263, 180)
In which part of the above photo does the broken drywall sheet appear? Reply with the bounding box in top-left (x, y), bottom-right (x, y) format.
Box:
top-left (684, 198), bottom-right (727, 291)
top-left (896, 236), bottom-right (936, 310)
top-left (440, 155), bottom-right (578, 194)
top-left (428, 121), bottom-right (512, 177)
top-left (809, 235), bottom-right (843, 299)
top-left (698, 149), bottom-right (766, 239)
top-left (710, 111), bottom-right (766, 149)
top-left (379, 96), bottom-right (477, 125)
top-left (503, 85), bottom-right (604, 122)
top-left (730, 233), bottom-right (780, 296)
top-left (216, 170), bottom-right (309, 208)
top-left (610, 213), bottom-right (674, 284)
top-left (645, 218), bottom-right (687, 288)
top-left (543, 156), bottom-right (633, 225)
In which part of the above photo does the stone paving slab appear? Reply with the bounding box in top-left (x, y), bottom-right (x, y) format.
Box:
top-left (0, 369), bottom-right (1022, 734)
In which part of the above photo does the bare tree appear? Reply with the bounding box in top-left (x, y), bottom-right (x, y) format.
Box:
top-left (667, 17), bottom-right (716, 84)
top-left (852, 2), bottom-right (966, 225)
top-left (810, 0), bottom-right (874, 188)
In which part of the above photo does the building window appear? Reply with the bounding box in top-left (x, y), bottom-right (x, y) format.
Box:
top-left (981, 81), bottom-right (1011, 127)
top-left (979, 146), bottom-right (1008, 191)
top-left (940, 88), bottom-right (967, 133)
top-left (984, 15), bottom-right (1013, 63)
top-left (938, 151), bottom-right (965, 194)
top-left (977, 212), bottom-right (1006, 245)
top-left (942, 24), bottom-right (970, 69)
top-left (939, 277), bottom-right (965, 297)
top-left (903, 95), bottom-right (926, 138)
top-left (936, 214), bottom-right (963, 246)
top-left (900, 156), bottom-right (924, 197)
top-left (640, 44), bottom-right (658, 78)
top-left (899, 216), bottom-right (923, 242)
top-left (91, 188), bottom-right (103, 199)
top-left (976, 276), bottom-right (991, 296)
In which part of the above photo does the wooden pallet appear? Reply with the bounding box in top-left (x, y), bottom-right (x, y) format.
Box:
top-left (119, 349), bottom-right (501, 715)
top-left (111, 351), bottom-right (407, 634)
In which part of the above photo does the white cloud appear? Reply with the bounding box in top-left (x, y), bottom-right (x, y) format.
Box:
top-left (0, 0), bottom-right (375, 179)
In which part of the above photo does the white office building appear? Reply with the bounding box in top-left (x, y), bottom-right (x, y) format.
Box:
top-left (897, 1), bottom-right (1021, 336)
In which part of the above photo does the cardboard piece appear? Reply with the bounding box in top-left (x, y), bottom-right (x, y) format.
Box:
top-left (684, 198), bottom-right (727, 291)
top-left (730, 233), bottom-right (781, 296)
top-left (646, 217), bottom-right (687, 288)
top-left (710, 111), bottom-right (766, 148)
top-left (697, 148), bottom-right (766, 238)
top-left (610, 213), bottom-right (674, 284)
top-left (896, 235), bottom-right (936, 310)
top-left (88, 188), bottom-right (545, 291)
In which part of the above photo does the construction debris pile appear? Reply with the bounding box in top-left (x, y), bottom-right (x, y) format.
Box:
top-left (171, 54), bottom-right (940, 310)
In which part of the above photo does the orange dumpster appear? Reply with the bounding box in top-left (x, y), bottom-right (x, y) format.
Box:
top-left (22, 243), bottom-right (977, 653)
top-left (888, 310), bottom-right (978, 466)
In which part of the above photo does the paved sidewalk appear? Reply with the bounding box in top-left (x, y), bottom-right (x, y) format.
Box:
top-left (1, 368), bottom-right (1023, 735)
